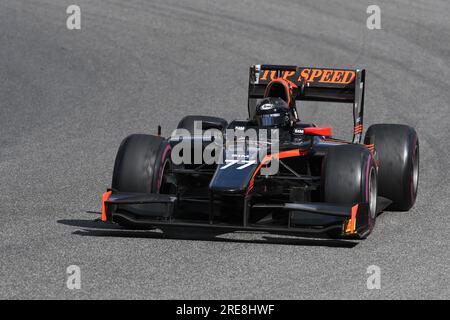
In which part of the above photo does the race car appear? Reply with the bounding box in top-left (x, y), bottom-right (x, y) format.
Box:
top-left (100, 65), bottom-right (419, 239)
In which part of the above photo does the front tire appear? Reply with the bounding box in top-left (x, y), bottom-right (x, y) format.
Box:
top-left (111, 134), bottom-right (172, 228)
top-left (112, 134), bottom-right (171, 194)
top-left (322, 144), bottom-right (377, 238)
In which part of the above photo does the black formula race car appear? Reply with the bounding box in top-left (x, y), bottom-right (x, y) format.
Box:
top-left (101, 65), bottom-right (419, 239)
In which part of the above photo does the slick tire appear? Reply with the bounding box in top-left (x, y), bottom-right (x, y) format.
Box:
top-left (176, 115), bottom-right (228, 167)
top-left (322, 144), bottom-right (378, 239)
top-left (364, 124), bottom-right (419, 211)
top-left (177, 115), bottom-right (228, 134)
top-left (111, 134), bottom-right (171, 229)
top-left (112, 134), bottom-right (171, 194)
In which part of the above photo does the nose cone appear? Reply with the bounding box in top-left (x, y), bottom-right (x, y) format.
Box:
top-left (209, 160), bottom-right (258, 193)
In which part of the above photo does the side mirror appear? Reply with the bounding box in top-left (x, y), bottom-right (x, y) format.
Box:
top-left (303, 127), bottom-right (332, 137)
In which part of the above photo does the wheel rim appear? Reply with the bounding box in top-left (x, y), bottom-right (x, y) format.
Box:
top-left (412, 141), bottom-right (419, 198)
top-left (369, 166), bottom-right (377, 219)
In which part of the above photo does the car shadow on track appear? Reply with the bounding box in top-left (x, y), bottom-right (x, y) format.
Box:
top-left (58, 217), bottom-right (359, 248)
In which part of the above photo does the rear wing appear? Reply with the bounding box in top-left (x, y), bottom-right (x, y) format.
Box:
top-left (248, 65), bottom-right (366, 143)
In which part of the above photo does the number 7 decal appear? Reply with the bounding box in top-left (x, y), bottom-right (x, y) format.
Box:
top-left (221, 159), bottom-right (256, 170)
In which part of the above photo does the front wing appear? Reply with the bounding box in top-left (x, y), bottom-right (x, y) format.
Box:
top-left (101, 192), bottom-right (377, 238)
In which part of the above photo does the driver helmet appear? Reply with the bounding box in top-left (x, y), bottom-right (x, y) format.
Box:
top-left (254, 97), bottom-right (291, 128)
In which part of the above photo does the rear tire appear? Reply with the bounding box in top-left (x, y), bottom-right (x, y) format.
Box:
top-left (176, 115), bottom-right (227, 167)
top-left (364, 124), bottom-right (419, 211)
top-left (322, 144), bottom-right (377, 238)
top-left (177, 115), bottom-right (228, 134)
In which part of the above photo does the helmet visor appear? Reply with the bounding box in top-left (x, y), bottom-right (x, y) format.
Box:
top-left (260, 113), bottom-right (281, 127)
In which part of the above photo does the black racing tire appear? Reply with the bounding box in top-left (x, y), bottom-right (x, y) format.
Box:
top-left (364, 124), bottom-right (419, 211)
top-left (176, 115), bottom-right (227, 167)
top-left (177, 115), bottom-right (228, 134)
top-left (322, 144), bottom-right (378, 238)
top-left (112, 134), bottom-right (171, 194)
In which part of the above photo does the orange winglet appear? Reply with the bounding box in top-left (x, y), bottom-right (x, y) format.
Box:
top-left (101, 190), bottom-right (112, 222)
top-left (344, 204), bottom-right (359, 234)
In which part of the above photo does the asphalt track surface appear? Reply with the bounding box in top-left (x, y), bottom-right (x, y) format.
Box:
top-left (0, 0), bottom-right (449, 299)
